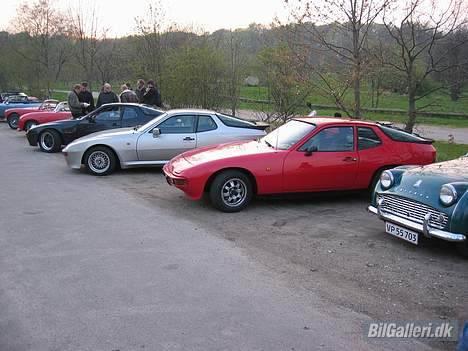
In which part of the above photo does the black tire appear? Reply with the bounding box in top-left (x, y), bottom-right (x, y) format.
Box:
top-left (38, 129), bottom-right (62, 153)
top-left (456, 241), bottom-right (468, 258)
top-left (7, 113), bottom-right (20, 129)
top-left (25, 120), bottom-right (38, 131)
top-left (209, 170), bottom-right (253, 212)
top-left (84, 146), bottom-right (117, 176)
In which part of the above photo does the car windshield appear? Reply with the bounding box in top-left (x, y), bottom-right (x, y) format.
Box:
top-left (261, 120), bottom-right (316, 150)
top-left (137, 112), bottom-right (169, 132)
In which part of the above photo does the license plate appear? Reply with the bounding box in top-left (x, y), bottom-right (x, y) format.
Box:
top-left (385, 222), bottom-right (419, 245)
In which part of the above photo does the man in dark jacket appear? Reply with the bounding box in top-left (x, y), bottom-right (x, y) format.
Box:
top-left (68, 84), bottom-right (89, 119)
top-left (135, 79), bottom-right (145, 102)
top-left (78, 82), bottom-right (95, 114)
top-left (142, 80), bottom-right (162, 107)
top-left (96, 83), bottom-right (119, 108)
top-left (119, 84), bottom-right (139, 103)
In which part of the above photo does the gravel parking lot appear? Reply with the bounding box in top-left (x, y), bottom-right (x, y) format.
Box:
top-left (0, 123), bottom-right (466, 350)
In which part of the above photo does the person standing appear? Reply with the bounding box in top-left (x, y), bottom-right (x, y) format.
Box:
top-left (96, 83), bottom-right (119, 108)
top-left (119, 84), bottom-right (139, 103)
top-left (68, 84), bottom-right (89, 119)
top-left (142, 80), bottom-right (162, 107)
top-left (135, 79), bottom-right (145, 102)
top-left (78, 82), bottom-right (95, 114)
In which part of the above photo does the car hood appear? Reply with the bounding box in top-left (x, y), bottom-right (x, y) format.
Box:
top-left (382, 156), bottom-right (468, 208)
top-left (182, 139), bottom-right (274, 165)
top-left (68, 127), bottom-right (136, 146)
top-left (405, 156), bottom-right (468, 180)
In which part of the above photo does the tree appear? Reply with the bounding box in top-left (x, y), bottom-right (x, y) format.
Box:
top-left (163, 45), bottom-right (227, 109)
top-left (258, 45), bottom-right (312, 124)
top-left (135, 0), bottom-right (171, 84)
top-left (382, 0), bottom-right (467, 132)
top-left (13, 0), bottom-right (72, 97)
top-left (225, 30), bottom-right (246, 116)
top-left (284, 0), bottom-right (392, 118)
top-left (69, 1), bottom-right (108, 90)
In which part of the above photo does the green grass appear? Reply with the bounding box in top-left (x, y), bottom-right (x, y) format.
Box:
top-left (434, 142), bottom-right (468, 162)
top-left (239, 86), bottom-right (468, 128)
top-left (50, 92), bottom-right (68, 101)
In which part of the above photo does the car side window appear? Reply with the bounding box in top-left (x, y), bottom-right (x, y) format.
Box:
top-left (197, 115), bottom-right (217, 132)
top-left (158, 115), bottom-right (196, 134)
top-left (122, 107), bottom-right (139, 121)
top-left (299, 126), bottom-right (354, 152)
top-left (95, 107), bottom-right (120, 121)
top-left (358, 127), bottom-right (382, 150)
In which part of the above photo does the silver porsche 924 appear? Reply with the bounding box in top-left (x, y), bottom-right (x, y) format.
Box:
top-left (62, 109), bottom-right (268, 176)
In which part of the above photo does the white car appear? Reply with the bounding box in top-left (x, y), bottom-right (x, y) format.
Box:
top-left (63, 109), bottom-right (268, 176)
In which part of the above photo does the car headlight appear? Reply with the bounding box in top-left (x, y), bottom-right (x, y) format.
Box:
top-left (440, 184), bottom-right (457, 206)
top-left (380, 170), bottom-right (394, 189)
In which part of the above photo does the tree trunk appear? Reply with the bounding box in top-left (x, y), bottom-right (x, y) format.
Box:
top-left (353, 71), bottom-right (361, 118)
top-left (405, 64), bottom-right (417, 133)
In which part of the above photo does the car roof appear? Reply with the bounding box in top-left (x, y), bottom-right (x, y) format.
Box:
top-left (293, 117), bottom-right (378, 127)
top-left (166, 108), bottom-right (217, 114)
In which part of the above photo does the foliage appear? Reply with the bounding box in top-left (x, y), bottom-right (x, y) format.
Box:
top-left (258, 45), bottom-right (311, 123)
top-left (162, 45), bottom-right (227, 109)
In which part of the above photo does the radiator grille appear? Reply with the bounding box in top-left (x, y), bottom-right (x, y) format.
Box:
top-left (377, 194), bottom-right (449, 230)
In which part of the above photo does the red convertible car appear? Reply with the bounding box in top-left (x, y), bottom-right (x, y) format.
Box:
top-left (5, 99), bottom-right (59, 129)
top-left (163, 118), bottom-right (437, 212)
top-left (17, 101), bottom-right (71, 131)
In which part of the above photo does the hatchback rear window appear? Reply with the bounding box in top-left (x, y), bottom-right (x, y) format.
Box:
top-left (379, 125), bottom-right (432, 143)
top-left (216, 113), bottom-right (257, 128)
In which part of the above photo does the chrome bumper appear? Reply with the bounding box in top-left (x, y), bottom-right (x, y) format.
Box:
top-left (368, 203), bottom-right (466, 243)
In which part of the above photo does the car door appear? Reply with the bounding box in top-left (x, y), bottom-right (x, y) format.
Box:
top-left (75, 106), bottom-right (122, 138)
top-left (196, 114), bottom-right (220, 147)
top-left (282, 125), bottom-right (359, 192)
top-left (136, 114), bottom-right (197, 162)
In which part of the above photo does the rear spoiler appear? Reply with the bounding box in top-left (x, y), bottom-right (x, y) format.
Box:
top-left (250, 121), bottom-right (269, 131)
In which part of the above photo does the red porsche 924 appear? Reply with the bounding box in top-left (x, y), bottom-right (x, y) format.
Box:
top-left (163, 118), bottom-right (436, 212)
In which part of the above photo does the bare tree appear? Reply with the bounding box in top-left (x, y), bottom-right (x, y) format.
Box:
top-left (382, 0), bottom-right (467, 132)
top-left (135, 0), bottom-right (171, 84)
top-left (68, 1), bottom-right (108, 90)
top-left (13, 0), bottom-right (72, 97)
top-left (284, 0), bottom-right (392, 118)
top-left (226, 30), bottom-right (246, 116)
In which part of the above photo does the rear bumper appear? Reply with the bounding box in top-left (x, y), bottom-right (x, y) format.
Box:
top-left (368, 204), bottom-right (466, 242)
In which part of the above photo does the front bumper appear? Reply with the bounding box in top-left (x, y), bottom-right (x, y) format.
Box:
top-left (26, 130), bottom-right (39, 146)
top-left (62, 150), bottom-right (83, 170)
top-left (368, 203), bottom-right (466, 243)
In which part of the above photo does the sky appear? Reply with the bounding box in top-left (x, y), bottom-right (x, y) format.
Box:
top-left (0, 0), bottom-right (289, 36)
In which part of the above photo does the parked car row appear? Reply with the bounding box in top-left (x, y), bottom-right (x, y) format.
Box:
top-left (2, 102), bottom-right (466, 257)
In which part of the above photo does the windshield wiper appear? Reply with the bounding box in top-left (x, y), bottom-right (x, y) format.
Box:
top-left (264, 140), bottom-right (274, 148)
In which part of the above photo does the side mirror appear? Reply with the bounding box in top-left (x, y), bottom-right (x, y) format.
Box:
top-left (304, 145), bottom-right (318, 156)
top-left (152, 128), bottom-right (161, 138)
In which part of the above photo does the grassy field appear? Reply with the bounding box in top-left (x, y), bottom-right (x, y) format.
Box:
top-left (239, 86), bottom-right (468, 128)
top-left (434, 141), bottom-right (468, 162)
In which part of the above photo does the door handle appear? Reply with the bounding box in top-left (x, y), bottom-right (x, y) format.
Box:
top-left (183, 137), bottom-right (195, 141)
top-left (343, 156), bottom-right (358, 162)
